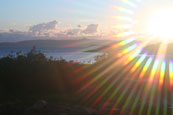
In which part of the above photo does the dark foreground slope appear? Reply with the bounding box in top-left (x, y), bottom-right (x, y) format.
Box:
top-left (0, 45), bottom-right (173, 114)
top-left (0, 48), bottom-right (108, 114)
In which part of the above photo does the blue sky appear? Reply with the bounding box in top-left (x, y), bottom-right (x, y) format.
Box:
top-left (0, 0), bottom-right (118, 30)
top-left (0, 0), bottom-right (171, 31)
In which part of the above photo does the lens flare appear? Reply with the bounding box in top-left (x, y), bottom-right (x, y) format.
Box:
top-left (118, 43), bottom-right (139, 57)
top-left (131, 52), bottom-right (148, 73)
top-left (159, 59), bottom-right (166, 90)
top-left (112, 37), bottom-right (135, 48)
top-left (169, 59), bottom-right (173, 88)
top-left (146, 8), bottom-right (173, 41)
top-left (110, 5), bottom-right (135, 15)
top-left (139, 55), bottom-right (154, 79)
top-left (73, 0), bottom-right (173, 114)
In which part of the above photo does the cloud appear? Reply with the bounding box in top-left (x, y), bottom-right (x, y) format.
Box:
top-left (82, 24), bottom-right (99, 34)
top-left (67, 29), bottom-right (81, 35)
top-left (26, 21), bottom-right (99, 36)
top-left (66, 24), bottom-right (99, 36)
top-left (29, 20), bottom-right (59, 34)
top-left (11, 22), bottom-right (17, 26)
top-left (0, 20), bottom-right (103, 42)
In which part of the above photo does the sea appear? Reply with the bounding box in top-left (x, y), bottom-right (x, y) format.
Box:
top-left (0, 47), bottom-right (103, 64)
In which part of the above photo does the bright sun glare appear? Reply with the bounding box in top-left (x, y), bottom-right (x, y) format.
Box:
top-left (146, 8), bottom-right (173, 42)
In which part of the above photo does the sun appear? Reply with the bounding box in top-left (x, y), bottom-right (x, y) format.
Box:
top-left (146, 8), bottom-right (173, 42)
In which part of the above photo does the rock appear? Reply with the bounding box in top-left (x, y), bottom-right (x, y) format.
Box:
top-left (69, 106), bottom-right (90, 115)
top-left (32, 100), bottom-right (47, 110)
top-left (24, 100), bottom-right (48, 115)
top-left (85, 108), bottom-right (98, 115)
top-left (0, 101), bottom-right (98, 115)
top-left (0, 103), bottom-right (24, 115)
top-left (56, 106), bottom-right (71, 114)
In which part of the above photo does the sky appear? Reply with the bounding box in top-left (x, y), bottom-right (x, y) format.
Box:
top-left (0, 0), bottom-right (171, 30)
top-left (0, 0), bottom-right (118, 31)
top-left (0, 0), bottom-right (159, 30)
top-left (0, 0), bottom-right (173, 42)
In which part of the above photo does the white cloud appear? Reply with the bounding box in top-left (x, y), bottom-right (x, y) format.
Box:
top-left (0, 20), bottom-right (104, 42)
top-left (82, 24), bottom-right (99, 34)
top-left (26, 21), bottom-right (99, 36)
top-left (66, 24), bottom-right (99, 36)
top-left (67, 29), bottom-right (81, 35)
top-left (29, 20), bottom-right (59, 34)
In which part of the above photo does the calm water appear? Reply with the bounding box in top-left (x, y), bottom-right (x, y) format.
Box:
top-left (0, 47), bottom-right (103, 64)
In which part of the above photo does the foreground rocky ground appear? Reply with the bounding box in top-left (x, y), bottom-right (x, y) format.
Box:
top-left (0, 100), bottom-right (98, 115)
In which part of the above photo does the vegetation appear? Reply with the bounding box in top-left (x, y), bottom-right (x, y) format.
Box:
top-left (0, 48), bottom-right (85, 103)
top-left (2, 46), bottom-right (167, 114)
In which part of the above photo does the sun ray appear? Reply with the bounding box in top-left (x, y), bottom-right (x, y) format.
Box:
top-left (169, 59), bottom-right (173, 88)
top-left (112, 37), bottom-right (135, 48)
top-left (113, 31), bottom-right (135, 38)
top-left (111, 16), bottom-right (134, 22)
top-left (131, 52), bottom-right (148, 73)
top-left (75, 0), bottom-right (173, 114)
top-left (139, 55), bottom-right (154, 79)
top-left (76, 40), bottom-right (146, 93)
top-left (73, 38), bottom-right (139, 86)
top-left (169, 59), bottom-right (173, 114)
top-left (90, 53), bottom-right (142, 107)
top-left (98, 48), bottom-right (146, 113)
top-left (89, 63), bottom-right (135, 106)
top-left (120, 59), bottom-right (147, 114)
top-left (118, 43), bottom-right (139, 57)
top-left (159, 59), bottom-right (166, 90)
top-left (109, 62), bottom-right (144, 115)
top-left (121, 0), bottom-right (137, 8)
top-left (146, 42), bottom-right (168, 114)
top-left (112, 24), bottom-right (134, 29)
top-left (129, 82), bottom-right (145, 114)
top-left (110, 5), bottom-right (135, 15)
